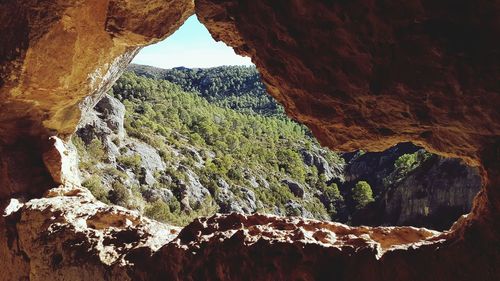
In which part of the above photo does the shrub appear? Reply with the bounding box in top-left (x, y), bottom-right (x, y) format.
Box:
top-left (144, 200), bottom-right (171, 222)
top-left (352, 181), bottom-right (374, 210)
top-left (395, 153), bottom-right (418, 172)
top-left (103, 167), bottom-right (128, 180)
top-left (88, 138), bottom-right (107, 161)
top-left (82, 176), bottom-right (109, 203)
top-left (285, 202), bottom-right (302, 217)
top-left (108, 181), bottom-right (130, 206)
top-left (117, 154), bottom-right (142, 172)
top-left (324, 183), bottom-right (342, 202)
top-left (72, 136), bottom-right (86, 157)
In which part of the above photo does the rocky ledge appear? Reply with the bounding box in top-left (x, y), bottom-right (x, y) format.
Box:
top-left (0, 0), bottom-right (499, 280)
top-left (0, 185), bottom-right (180, 280)
top-left (2, 185), bottom-right (444, 281)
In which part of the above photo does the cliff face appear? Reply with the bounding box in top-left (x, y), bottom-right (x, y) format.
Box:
top-left (346, 145), bottom-right (481, 230)
top-left (77, 93), bottom-right (479, 230)
top-left (0, 0), bottom-right (499, 280)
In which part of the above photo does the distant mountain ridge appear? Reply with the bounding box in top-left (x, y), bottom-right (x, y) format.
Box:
top-left (128, 64), bottom-right (284, 117)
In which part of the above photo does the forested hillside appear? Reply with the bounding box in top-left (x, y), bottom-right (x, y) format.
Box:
top-left (127, 64), bottom-right (285, 117)
top-left (74, 65), bottom-right (480, 230)
top-left (75, 69), bottom-right (345, 225)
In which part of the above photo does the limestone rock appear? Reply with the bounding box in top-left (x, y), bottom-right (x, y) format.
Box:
top-left (77, 94), bottom-right (124, 163)
top-left (0, 0), bottom-right (499, 280)
top-left (141, 188), bottom-right (175, 204)
top-left (42, 136), bottom-right (81, 187)
top-left (177, 166), bottom-right (211, 210)
top-left (301, 148), bottom-right (343, 181)
top-left (340, 143), bottom-right (481, 230)
top-left (94, 94), bottom-right (126, 139)
top-left (282, 179), bottom-right (305, 198)
top-left (285, 200), bottom-right (314, 219)
top-left (126, 141), bottom-right (165, 171)
top-left (0, 186), bottom-right (180, 281)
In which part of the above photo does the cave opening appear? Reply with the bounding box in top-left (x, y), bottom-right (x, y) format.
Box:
top-left (73, 15), bottom-right (481, 232)
top-left (1, 1), bottom-right (499, 279)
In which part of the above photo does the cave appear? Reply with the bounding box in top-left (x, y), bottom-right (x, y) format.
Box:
top-left (0, 0), bottom-right (499, 280)
top-left (76, 17), bottom-right (481, 232)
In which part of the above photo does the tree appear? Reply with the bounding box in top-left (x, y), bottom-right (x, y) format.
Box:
top-left (144, 200), bottom-right (171, 222)
top-left (352, 181), bottom-right (374, 210)
top-left (394, 153), bottom-right (418, 172)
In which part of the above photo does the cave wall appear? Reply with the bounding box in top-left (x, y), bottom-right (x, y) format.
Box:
top-left (0, 0), bottom-right (194, 198)
top-left (196, 0), bottom-right (500, 163)
top-left (195, 0), bottom-right (500, 243)
top-left (0, 0), bottom-right (499, 280)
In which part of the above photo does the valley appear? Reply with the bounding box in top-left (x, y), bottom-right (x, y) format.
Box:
top-left (75, 65), bottom-right (480, 230)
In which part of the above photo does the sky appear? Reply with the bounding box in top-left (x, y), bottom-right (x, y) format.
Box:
top-left (132, 15), bottom-right (254, 69)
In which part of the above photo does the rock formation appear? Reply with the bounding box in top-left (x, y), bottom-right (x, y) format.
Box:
top-left (345, 144), bottom-right (481, 230)
top-left (0, 0), bottom-right (194, 198)
top-left (0, 0), bottom-right (499, 280)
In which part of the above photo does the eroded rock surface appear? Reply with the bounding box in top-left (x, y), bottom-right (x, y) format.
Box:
top-left (0, 186), bottom-right (180, 281)
top-left (196, 0), bottom-right (500, 164)
top-left (0, 0), bottom-right (499, 280)
top-left (2, 186), bottom-right (446, 281)
top-left (0, 0), bottom-right (194, 199)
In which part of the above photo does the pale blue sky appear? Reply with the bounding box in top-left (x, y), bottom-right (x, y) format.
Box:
top-left (132, 15), bottom-right (253, 68)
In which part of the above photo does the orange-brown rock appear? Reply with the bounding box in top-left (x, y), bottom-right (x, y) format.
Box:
top-left (0, 0), bottom-right (499, 280)
top-left (0, 186), bottom-right (180, 281)
top-left (194, 1), bottom-right (500, 279)
top-left (1, 186), bottom-right (443, 280)
top-left (0, 0), bottom-right (194, 198)
top-left (196, 0), bottom-right (500, 164)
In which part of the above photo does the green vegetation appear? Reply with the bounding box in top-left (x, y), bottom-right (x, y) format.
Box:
top-left (393, 151), bottom-right (433, 179)
top-left (128, 64), bottom-right (285, 117)
top-left (117, 154), bottom-right (142, 173)
top-left (76, 68), bottom-right (347, 226)
top-left (395, 153), bottom-right (419, 172)
top-left (82, 175), bottom-right (109, 204)
top-left (352, 181), bottom-right (374, 210)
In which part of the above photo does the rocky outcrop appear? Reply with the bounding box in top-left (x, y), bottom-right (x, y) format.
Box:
top-left (0, 186), bottom-right (180, 281)
top-left (216, 182), bottom-right (262, 214)
top-left (342, 143), bottom-right (420, 191)
top-left (0, 0), bottom-right (194, 198)
top-left (77, 94), bottom-right (125, 163)
top-left (383, 156), bottom-right (480, 229)
top-left (94, 95), bottom-right (127, 138)
top-left (177, 166), bottom-right (212, 210)
top-left (76, 94), bottom-right (166, 189)
top-left (2, 185), bottom-right (444, 281)
top-left (282, 179), bottom-right (305, 198)
top-left (346, 144), bottom-right (481, 230)
top-left (301, 148), bottom-right (344, 181)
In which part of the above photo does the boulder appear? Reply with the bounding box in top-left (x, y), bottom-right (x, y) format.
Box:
top-left (284, 200), bottom-right (314, 219)
top-left (301, 149), bottom-right (343, 181)
top-left (142, 188), bottom-right (175, 204)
